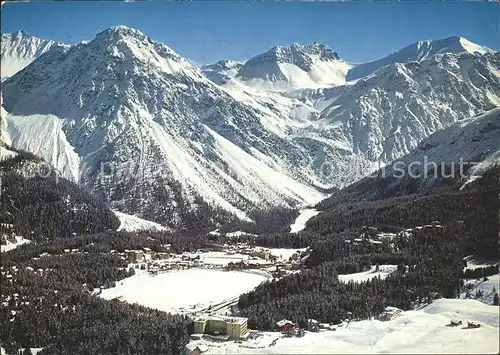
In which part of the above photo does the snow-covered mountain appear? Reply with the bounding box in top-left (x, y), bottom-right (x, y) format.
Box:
top-left (2, 26), bottom-right (498, 230)
top-left (201, 60), bottom-right (243, 85)
top-left (347, 36), bottom-right (492, 81)
top-left (235, 50), bottom-right (500, 188)
top-left (1, 26), bottom-right (325, 229)
top-left (1, 30), bottom-right (66, 80)
top-left (206, 43), bottom-right (352, 92)
top-left (318, 108), bottom-right (500, 205)
top-left (396, 108), bottom-right (500, 189)
top-left (315, 51), bottom-right (500, 166)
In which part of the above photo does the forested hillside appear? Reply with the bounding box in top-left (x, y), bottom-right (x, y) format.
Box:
top-left (1, 232), bottom-right (191, 354)
top-left (237, 162), bottom-right (499, 331)
top-left (0, 148), bottom-right (119, 242)
top-left (0, 150), bottom-right (192, 354)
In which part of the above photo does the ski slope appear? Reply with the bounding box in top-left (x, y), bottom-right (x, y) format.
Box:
top-left (114, 210), bottom-right (168, 232)
top-left (290, 208), bottom-right (320, 233)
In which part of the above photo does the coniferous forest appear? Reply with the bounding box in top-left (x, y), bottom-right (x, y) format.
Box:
top-left (0, 150), bottom-right (191, 354)
top-left (237, 165), bottom-right (500, 330)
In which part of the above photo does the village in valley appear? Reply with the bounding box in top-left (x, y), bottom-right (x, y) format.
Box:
top-left (4, 220), bottom-right (496, 354)
top-left (83, 224), bottom-right (500, 355)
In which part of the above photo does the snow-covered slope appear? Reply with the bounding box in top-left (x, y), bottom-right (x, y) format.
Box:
top-left (0, 104), bottom-right (12, 148)
top-left (218, 49), bottom-right (499, 188)
top-left (398, 108), bottom-right (500, 185)
top-left (235, 43), bottom-right (352, 91)
top-left (201, 60), bottom-right (243, 85)
top-left (371, 107), bottom-right (500, 193)
top-left (2, 26), bottom-right (325, 228)
top-left (1, 30), bottom-right (65, 80)
top-left (187, 298), bottom-right (499, 354)
top-left (290, 208), bottom-right (320, 233)
top-left (317, 52), bottom-right (500, 168)
top-left (0, 236), bottom-right (30, 253)
top-left (114, 210), bottom-right (169, 232)
top-left (317, 108), bottom-right (500, 205)
top-left (5, 114), bottom-right (81, 183)
top-left (347, 36), bottom-right (492, 81)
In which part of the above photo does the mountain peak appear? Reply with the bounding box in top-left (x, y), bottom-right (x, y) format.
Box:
top-left (96, 25), bottom-right (147, 40)
top-left (1, 31), bottom-right (60, 79)
top-left (235, 41), bottom-right (348, 90)
top-left (262, 42), bottom-right (340, 67)
top-left (85, 25), bottom-right (190, 72)
top-left (201, 60), bottom-right (243, 85)
top-left (92, 25), bottom-right (154, 47)
top-left (13, 30), bottom-right (28, 38)
top-left (347, 36), bottom-right (492, 81)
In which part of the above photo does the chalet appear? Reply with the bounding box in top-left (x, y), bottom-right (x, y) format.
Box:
top-left (184, 343), bottom-right (208, 355)
top-left (227, 261), bottom-right (246, 270)
top-left (378, 306), bottom-right (402, 321)
top-left (127, 250), bottom-right (145, 263)
top-left (276, 319), bottom-right (295, 333)
top-left (111, 296), bottom-right (125, 304)
top-left (319, 323), bottom-right (337, 331)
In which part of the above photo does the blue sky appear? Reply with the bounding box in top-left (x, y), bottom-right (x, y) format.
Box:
top-left (2, 1), bottom-right (498, 65)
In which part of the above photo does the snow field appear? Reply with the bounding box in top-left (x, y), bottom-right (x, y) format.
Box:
top-left (100, 268), bottom-right (269, 314)
top-left (114, 210), bottom-right (168, 232)
top-left (290, 208), bottom-right (320, 233)
top-left (0, 236), bottom-right (31, 253)
top-left (338, 265), bottom-right (397, 283)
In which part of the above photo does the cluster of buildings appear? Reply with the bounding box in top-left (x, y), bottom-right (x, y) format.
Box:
top-left (125, 246), bottom-right (172, 263)
top-left (123, 241), bottom-right (310, 276)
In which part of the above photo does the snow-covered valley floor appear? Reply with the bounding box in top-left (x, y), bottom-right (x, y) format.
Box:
top-left (189, 298), bottom-right (499, 354)
top-left (100, 269), bottom-right (269, 314)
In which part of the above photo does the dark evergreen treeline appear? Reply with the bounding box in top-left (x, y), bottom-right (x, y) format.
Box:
top-left (0, 232), bottom-right (191, 354)
top-left (316, 160), bottom-right (497, 208)
top-left (306, 167), bottom-right (499, 257)
top-left (0, 151), bottom-right (190, 354)
top-left (217, 207), bottom-right (301, 235)
top-left (251, 231), bottom-right (331, 249)
top-left (107, 169), bottom-right (299, 236)
top-left (237, 166), bottom-right (500, 331)
top-left (0, 283), bottom-right (189, 355)
top-left (0, 150), bottom-right (119, 242)
top-left (1, 230), bottom-right (208, 266)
